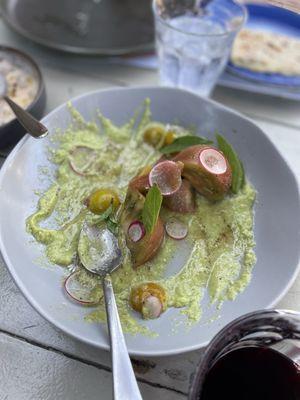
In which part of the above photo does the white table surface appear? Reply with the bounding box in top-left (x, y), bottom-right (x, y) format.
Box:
top-left (0, 18), bottom-right (300, 400)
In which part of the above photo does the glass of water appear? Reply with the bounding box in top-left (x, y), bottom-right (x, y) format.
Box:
top-left (153, 0), bottom-right (247, 97)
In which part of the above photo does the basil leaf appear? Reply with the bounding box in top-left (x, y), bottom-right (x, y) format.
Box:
top-left (160, 135), bottom-right (213, 154)
top-left (142, 185), bottom-right (163, 233)
top-left (216, 134), bottom-right (245, 194)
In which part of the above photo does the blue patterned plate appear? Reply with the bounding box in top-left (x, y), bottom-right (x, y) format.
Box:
top-left (228, 4), bottom-right (300, 87)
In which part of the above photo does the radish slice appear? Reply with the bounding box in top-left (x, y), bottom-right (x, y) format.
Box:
top-left (69, 159), bottom-right (91, 176)
top-left (165, 219), bottom-right (188, 240)
top-left (64, 271), bottom-right (100, 305)
top-left (199, 148), bottom-right (227, 175)
top-left (149, 160), bottom-right (183, 196)
top-left (69, 146), bottom-right (97, 176)
top-left (142, 295), bottom-right (163, 319)
top-left (128, 221), bottom-right (146, 242)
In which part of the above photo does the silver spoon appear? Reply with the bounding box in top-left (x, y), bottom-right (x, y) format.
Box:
top-left (0, 73), bottom-right (48, 138)
top-left (78, 223), bottom-right (143, 400)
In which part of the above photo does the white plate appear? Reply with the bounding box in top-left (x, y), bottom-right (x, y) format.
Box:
top-left (0, 87), bottom-right (299, 357)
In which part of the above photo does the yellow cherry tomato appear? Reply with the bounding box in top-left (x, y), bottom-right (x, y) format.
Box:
top-left (87, 188), bottom-right (120, 215)
top-left (164, 131), bottom-right (175, 146)
top-left (129, 282), bottom-right (166, 313)
top-left (143, 125), bottom-right (166, 146)
top-left (143, 124), bottom-right (176, 148)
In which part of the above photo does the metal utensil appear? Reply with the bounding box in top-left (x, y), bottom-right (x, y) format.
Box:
top-left (0, 73), bottom-right (48, 138)
top-left (78, 223), bottom-right (142, 400)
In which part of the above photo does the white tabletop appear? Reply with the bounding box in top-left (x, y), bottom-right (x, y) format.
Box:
top-left (0, 19), bottom-right (299, 400)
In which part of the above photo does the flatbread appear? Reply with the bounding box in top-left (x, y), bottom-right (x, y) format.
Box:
top-left (231, 28), bottom-right (300, 76)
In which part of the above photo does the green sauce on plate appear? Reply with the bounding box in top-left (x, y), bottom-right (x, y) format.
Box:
top-left (26, 101), bottom-right (256, 336)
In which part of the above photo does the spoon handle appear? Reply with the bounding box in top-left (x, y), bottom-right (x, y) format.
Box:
top-left (102, 275), bottom-right (143, 400)
top-left (4, 95), bottom-right (48, 138)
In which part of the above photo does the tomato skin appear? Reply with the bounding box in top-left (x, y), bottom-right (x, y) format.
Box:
top-left (174, 145), bottom-right (232, 201)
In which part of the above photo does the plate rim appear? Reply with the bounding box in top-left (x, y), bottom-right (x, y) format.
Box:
top-left (0, 86), bottom-right (300, 357)
top-left (0, 5), bottom-right (154, 56)
top-left (227, 63), bottom-right (300, 87)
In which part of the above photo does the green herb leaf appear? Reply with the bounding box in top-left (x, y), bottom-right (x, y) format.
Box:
top-left (100, 204), bottom-right (113, 220)
top-left (90, 204), bottom-right (113, 225)
top-left (160, 135), bottom-right (213, 154)
top-left (216, 134), bottom-right (245, 194)
top-left (240, 157), bottom-right (245, 187)
top-left (142, 185), bottom-right (163, 233)
top-left (107, 218), bottom-right (118, 234)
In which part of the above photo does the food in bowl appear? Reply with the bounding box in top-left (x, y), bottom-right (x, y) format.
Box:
top-left (231, 28), bottom-right (300, 76)
top-left (26, 100), bottom-right (256, 336)
top-left (0, 51), bottom-right (39, 126)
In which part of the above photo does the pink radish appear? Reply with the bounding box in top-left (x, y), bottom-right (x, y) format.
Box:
top-left (165, 218), bottom-right (188, 240)
top-left (69, 159), bottom-right (91, 176)
top-left (142, 295), bottom-right (163, 319)
top-left (149, 160), bottom-right (183, 196)
top-left (64, 271), bottom-right (100, 305)
top-left (69, 146), bottom-right (97, 176)
top-left (128, 221), bottom-right (146, 242)
top-left (199, 148), bottom-right (227, 175)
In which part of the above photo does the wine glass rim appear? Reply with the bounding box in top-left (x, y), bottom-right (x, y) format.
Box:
top-left (152, 0), bottom-right (248, 38)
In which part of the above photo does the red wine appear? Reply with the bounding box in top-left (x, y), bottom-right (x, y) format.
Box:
top-left (200, 346), bottom-right (300, 400)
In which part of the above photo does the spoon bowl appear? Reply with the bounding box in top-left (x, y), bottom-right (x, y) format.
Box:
top-left (78, 223), bottom-right (122, 275)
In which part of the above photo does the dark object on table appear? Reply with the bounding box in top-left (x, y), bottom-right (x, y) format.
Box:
top-left (189, 310), bottom-right (300, 400)
top-left (0, 46), bottom-right (46, 150)
top-left (0, 0), bottom-right (154, 55)
top-left (200, 347), bottom-right (300, 400)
